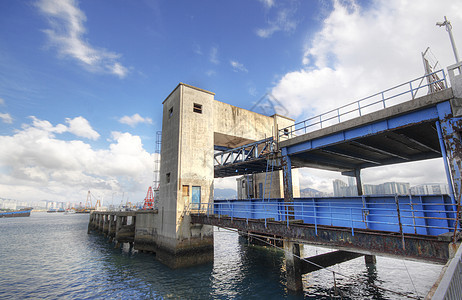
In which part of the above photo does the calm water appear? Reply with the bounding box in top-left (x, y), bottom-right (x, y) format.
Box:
top-left (0, 212), bottom-right (443, 299)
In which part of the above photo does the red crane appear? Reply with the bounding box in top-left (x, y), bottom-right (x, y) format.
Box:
top-left (142, 186), bottom-right (155, 210)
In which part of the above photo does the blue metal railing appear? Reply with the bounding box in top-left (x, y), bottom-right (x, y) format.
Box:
top-left (279, 69), bottom-right (448, 139)
top-left (193, 195), bottom-right (457, 237)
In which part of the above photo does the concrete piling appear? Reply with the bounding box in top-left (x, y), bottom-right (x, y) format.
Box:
top-left (283, 240), bottom-right (303, 293)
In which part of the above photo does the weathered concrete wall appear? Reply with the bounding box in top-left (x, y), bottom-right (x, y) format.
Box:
top-left (448, 62), bottom-right (462, 99)
top-left (176, 84), bottom-right (215, 241)
top-left (213, 101), bottom-right (275, 148)
top-left (158, 85), bottom-right (181, 240)
top-left (237, 170), bottom-right (300, 199)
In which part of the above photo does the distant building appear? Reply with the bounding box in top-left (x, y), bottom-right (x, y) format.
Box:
top-left (0, 199), bottom-right (17, 209)
top-left (378, 182), bottom-right (410, 195)
top-left (300, 188), bottom-right (332, 197)
top-left (333, 179), bottom-right (410, 196)
top-left (410, 183), bottom-right (450, 195)
top-left (333, 179), bottom-right (358, 197)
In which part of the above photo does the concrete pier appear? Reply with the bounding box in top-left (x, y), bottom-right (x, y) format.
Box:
top-left (88, 211), bottom-right (138, 245)
top-left (88, 210), bottom-right (213, 268)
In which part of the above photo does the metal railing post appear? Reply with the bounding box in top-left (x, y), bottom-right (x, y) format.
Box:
top-left (350, 208), bottom-right (354, 236)
top-left (409, 195), bottom-right (417, 234)
top-left (443, 70), bottom-right (448, 88)
top-left (313, 199), bottom-right (318, 236)
top-left (410, 81), bottom-right (415, 99)
top-left (395, 195), bottom-right (406, 250)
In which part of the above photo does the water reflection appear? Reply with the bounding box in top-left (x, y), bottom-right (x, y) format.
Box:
top-left (0, 214), bottom-right (444, 299)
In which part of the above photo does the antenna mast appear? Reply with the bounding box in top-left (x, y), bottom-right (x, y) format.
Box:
top-left (436, 16), bottom-right (460, 63)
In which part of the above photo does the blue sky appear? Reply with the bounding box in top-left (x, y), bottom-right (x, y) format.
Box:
top-left (1, 0), bottom-right (461, 205)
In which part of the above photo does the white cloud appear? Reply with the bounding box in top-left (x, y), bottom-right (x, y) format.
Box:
top-left (0, 117), bottom-right (155, 203)
top-left (29, 116), bottom-right (67, 133)
top-left (248, 86), bottom-right (257, 97)
top-left (256, 5), bottom-right (297, 38)
top-left (214, 176), bottom-right (239, 190)
top-left (118, 113), bottom-right (153, 128)
top-left (193, 43), bottom-right (202, 55)
top-left (272, 0), bottom-right (462, 120)
top-left (210, 46), bottom-right (219, 64)
top-left (0, 113), bottom-right (13, 124)
top-left (66, 116), bottom-right (100, 140)
top-left (36, 0), bottom-right (129, 78)
top-left (230, 60), bottom-right (248, 73)
top-left (23, 116), bottom-right (98, 140)
top-left (206, 70), bottom-right (216, 77)
top-left (271, 0), bottom-right (461, 192)
top-left (258, 0), bottom-right (274, 9)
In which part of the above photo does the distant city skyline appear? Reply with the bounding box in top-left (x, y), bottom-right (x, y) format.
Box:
top-left (333, 179), bottom-right (450, 197)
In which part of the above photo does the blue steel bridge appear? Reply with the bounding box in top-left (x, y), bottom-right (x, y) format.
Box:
top-left (192, 67), bottom-right (462, 269)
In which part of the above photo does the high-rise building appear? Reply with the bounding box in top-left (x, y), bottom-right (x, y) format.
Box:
top-left (410, 183), bottom-right (450, 195)
top-left (333, 180), bottom-right (411, 196)
top-left (333, 179), bottom-right (357, 197)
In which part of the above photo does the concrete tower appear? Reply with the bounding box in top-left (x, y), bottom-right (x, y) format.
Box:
top-left (135, 83), bottom-right (298, 268)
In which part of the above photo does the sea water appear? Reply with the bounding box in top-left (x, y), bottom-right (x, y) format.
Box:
top-left (0, 212), bottom-right (443, 299)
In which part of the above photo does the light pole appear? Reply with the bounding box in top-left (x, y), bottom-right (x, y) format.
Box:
top-left (437, 16), bottom-right (460, 63)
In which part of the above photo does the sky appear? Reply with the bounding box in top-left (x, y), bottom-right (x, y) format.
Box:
top-left (1, 0), bottom-right (462, 206)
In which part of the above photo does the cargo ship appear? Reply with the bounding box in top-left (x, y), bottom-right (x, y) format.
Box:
top-left (0, 207), bottom-right (33, 218)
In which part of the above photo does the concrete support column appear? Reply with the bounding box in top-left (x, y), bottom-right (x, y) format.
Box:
top-left (364, 254), bottom-right (377, 265)
top-left (108, 215), bottom-right (114, 242)
top-left (114, 215), bottom-right (123, 248)
top-left (116, 215), bottom-right (122, 235)
top-left (103, 215), bottom-right (107, 235)
top-left (284, 240), bottom-right (302, 293)
top-left (96, 214), bottom-right (100, 230)
top-left (355, 168), bottom-right (363, 196)
top-left (100, 215), bottom-right (104, 232)
top-left (281, 148), bottom-right (295, 222)
top-left (87, 213), bottom-right (93, 234)
top-left (354, 171), bottom-right (376, 264)
top-left (281, 148), bottom-right (293, 203)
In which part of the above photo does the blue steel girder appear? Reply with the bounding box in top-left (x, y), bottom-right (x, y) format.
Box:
top-left (284, 105), bottom-right (440, 156)
top-left (321, 147), bottom-right (382, 165)
top-left (291, 152), bottom-right (360, 171)
top-left (351, 141), bottom-right (411, 161)
top-left (384, 131), bottom-right (440, 154)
